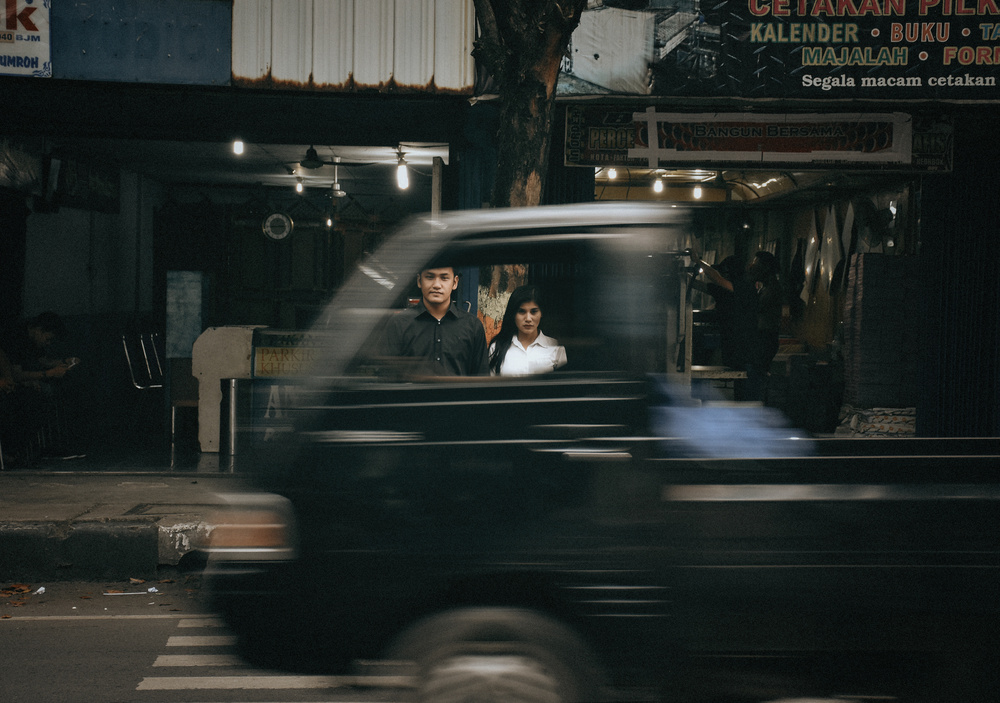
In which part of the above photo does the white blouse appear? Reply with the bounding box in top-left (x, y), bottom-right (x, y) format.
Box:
top-left (491, 331), bottom-right (568, 376)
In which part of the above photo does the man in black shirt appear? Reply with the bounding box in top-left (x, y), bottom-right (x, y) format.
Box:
top-left (382, 267), bottom-right (489, 376)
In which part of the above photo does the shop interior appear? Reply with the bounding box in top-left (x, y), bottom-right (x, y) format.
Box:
top-left (5, 129), bottom-right (925, 467)
top-left (592, 165), bottom-right (919, 436)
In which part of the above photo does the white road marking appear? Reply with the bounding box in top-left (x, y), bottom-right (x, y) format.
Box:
top-left (166, 635), bottom-right (238, 647)
top-left (136, 675), bottom-right (416, 690)
top-left (0, 614), bottom-right (216, 622)
top-left (153, 654), bottom-right (245, 667)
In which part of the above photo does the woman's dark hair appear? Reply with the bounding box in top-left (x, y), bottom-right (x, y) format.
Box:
top-left (489, 285), bottom-right (544, 375)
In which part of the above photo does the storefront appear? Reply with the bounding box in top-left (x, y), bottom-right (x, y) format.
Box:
top-left (543, 1), bottom-right (999, 437)
top-left (1, 0), bottom-right (997, 452)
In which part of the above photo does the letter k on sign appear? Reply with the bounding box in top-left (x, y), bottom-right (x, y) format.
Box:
top-left (6, 0), bottom-right (38, 32)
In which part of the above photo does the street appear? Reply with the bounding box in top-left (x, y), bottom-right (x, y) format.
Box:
top-left (0, 576), bottom-right (972, 703)
top-left (1, 577), bottom-right (409, 703)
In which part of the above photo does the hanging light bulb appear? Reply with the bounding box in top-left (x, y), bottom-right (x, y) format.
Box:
top-left (693, 185), bottom-right (703, 199)
top-left (296, 178), bottom-right (304, 193)
top-left (608, 168), bottom-right (617, 180)
top-left (233, 140), bottom-right (244, 155)
top-left (653, 177), bottom-right (664, 193)
top-left (396, 154), bottom-right (409, 190)
top-left (326, 216), bottom-right (333, 228)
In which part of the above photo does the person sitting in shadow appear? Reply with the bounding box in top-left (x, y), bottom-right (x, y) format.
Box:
top-left (0, 312), bottom-right (85, 461)
top-left (1, 343), bottom-right (54, 467)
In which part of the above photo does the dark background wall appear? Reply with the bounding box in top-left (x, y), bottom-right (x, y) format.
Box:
top-left (918, 108), bottom-right (1000, 437)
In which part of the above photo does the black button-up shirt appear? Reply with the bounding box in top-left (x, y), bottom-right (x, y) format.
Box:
top-left (382, 303), bottom-right (489, 376)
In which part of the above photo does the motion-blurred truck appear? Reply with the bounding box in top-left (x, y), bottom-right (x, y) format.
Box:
top-left (206, 203), bottom-right (998, 703)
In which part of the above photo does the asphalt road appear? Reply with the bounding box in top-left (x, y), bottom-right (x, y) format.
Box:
top-left (0, 576), bottom-right (409, 703)
top-left (0, 577), bottom-right (976, 703)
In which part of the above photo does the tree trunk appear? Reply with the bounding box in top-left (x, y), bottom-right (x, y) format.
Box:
top-left (473, 0), bottom-right (588, 208)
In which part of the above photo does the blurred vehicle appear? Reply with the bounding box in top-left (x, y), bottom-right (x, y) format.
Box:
top-left (206, 203), bottom-right (999, 703)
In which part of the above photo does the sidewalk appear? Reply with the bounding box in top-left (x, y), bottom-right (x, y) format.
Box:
top-left (0, 450), bottom-right (245, 581)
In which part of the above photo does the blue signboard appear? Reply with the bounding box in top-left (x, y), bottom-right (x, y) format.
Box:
top-left (50, 0), bottom-right (230, 85)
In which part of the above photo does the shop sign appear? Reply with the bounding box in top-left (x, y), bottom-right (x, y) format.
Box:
top-left (0, 0), bottom-right (50, 77)
top-left (253, 330), bottom-right (327, 377)
top-left (566, 105), bottom-right (953, 170)
top-left (558, 1), bottom-right (1000, 100)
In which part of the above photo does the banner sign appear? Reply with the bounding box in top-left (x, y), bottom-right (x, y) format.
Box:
top-left (565, 105), bottom-right (953, 170)
top-left (558, 1), bottom-right (1000, 100)
top-left (1, 0), bottom-right (50, 77)
top-left (253, 330), bottom-right (327, 377)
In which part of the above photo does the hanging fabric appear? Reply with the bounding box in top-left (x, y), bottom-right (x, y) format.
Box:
top-left (800, 208), bottom-right (822, 305)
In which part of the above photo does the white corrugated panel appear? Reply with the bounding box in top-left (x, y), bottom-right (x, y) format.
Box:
top-left (271, 0), bottom-right (314, 85)
top-left (232, 0), bottom-right (474, 92)
top-left (354, 0), bottom-right (394, 90)
top-left (232, 0), bottom-right (272, 82)
top-left (569, 7), bottom-right (654, 95)
top-left (313, 0), bottom-right (354, 89)
top-left (393, 0), bottom-right (434, 89)
top-left (434, 0), bottom-right (475, 92)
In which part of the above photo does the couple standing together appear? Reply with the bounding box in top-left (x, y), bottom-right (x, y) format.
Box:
top-left (381, 267), bottom-right (566, 377)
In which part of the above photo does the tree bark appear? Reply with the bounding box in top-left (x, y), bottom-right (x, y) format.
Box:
top-left (472, 0), bottom-right (588, 208)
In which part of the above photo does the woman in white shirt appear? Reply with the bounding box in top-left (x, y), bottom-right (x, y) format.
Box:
top-left (488, 285), bottom-right (567, 376)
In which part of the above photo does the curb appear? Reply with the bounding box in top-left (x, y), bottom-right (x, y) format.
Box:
top-left (0, 520), bottom-right (160, 580)
top-left (0, 516), bottom-right (215, 581)
top-left (0, 471), bottom-right (235, 581)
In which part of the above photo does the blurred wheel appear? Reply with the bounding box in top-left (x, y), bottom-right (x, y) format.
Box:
top-left (386, 608), bottom-right (604, 703)
top-left (422, 655), bottom-right (560, 703)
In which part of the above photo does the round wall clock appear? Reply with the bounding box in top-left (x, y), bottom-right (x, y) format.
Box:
top-left (262, 212), bottom-right (293, 240)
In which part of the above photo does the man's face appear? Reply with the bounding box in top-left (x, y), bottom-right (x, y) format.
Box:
top-left (29, 327), bottom-right (56, 348)
top-left (417, 268), bottom-right (458, 307)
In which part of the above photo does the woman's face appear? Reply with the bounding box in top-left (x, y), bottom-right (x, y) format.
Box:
top-left (515, 300), bottom-right (542, 339)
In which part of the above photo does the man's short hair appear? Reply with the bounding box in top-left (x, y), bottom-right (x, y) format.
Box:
top-left (31, 311), bottom-right (66, 336)
top-left (419, 265), bottom-right (456, 275)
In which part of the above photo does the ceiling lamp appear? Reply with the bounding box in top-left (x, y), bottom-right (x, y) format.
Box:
top-left (232, 140), bottom-right (244, 155)
top-left (653, 177), bottom-right (664, 193)
top-left (295, 178), bottom-right (304, 193)
top-left (693, 185), bottom-right (703, 199)
top-left (608, 168), bottom-right (617, 179)
top-left (396, 153), bottom-right (409, 190)
top-left (300, 146), bottom-right (325, 170)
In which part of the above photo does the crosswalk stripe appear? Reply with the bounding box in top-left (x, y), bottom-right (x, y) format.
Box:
top-left (166, 635), bottom-right (238, 647)
top-left (177, 617), bottom-right (227, 628)
top-left (153, 654), bottom-right (245, 667)
top-left (136, 675), bottom-right (416, 690)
